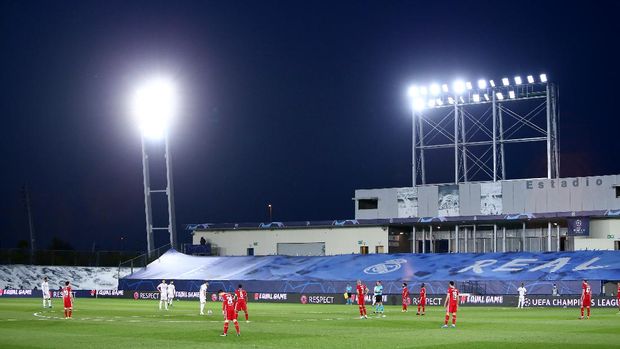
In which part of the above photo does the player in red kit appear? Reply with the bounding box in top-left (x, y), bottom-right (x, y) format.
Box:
top-left (417, 283), bottom-right (427, 316)
top-left (218, 290), bottom-right (240, 336)
top-left (442, 281), bottom-right (459, 328)
top-left (616, 282), bottom-right (620, 312)
top-left (235, 284), bottom-right (249, 323)
top-left (401, 283), bottom-right (409, 312)
top-left (580, 280), bottom-right (592, 319)
top-left (356, 280), bottom-right (368, 319)
top-left (62, 281), bottom-right (74, 319)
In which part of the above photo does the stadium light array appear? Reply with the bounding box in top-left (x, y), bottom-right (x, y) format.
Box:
top-left (131, 76), bottom-right (178, 140)
top-left (407, 85), bottom-right (419, 97)
top-left (453, 80), bottom-right (466, 95)
top-left (407, 72), bottom-right (548, 110)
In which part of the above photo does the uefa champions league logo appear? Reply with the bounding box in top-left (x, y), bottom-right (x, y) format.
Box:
top-left (363, 259), bottom-right (407, 274)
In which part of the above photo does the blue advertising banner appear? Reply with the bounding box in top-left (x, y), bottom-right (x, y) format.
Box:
top-left (121, 249), bottom-right (620, 285)
top-left (567, 217), bottom-right (590, 236)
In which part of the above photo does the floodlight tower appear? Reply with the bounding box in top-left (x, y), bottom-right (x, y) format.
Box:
top-left (407, 73), bottom-right (559, 184)
top-left (131, 77), bottom-right (178, 257)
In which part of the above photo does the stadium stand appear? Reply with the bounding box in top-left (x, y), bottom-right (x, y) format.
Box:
top-left (0, 265), bottom-right (131, 290)
top-left (119, 249), bottom-right (620, 295)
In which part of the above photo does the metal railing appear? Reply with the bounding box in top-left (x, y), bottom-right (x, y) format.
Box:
top-left (118, 243), bottom-right (171, 277)
top-left (0, 248), bottom-right (142, 267)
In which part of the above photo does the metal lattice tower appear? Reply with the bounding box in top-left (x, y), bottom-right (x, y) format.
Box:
top-left (409, 76), bottom-right (559, 185)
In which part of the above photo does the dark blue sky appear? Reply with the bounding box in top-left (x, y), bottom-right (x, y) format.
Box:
top-left (1, 1), bottom-right (619, 251)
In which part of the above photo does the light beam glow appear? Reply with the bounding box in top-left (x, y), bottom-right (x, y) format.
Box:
top-left (131, 76), bottom-right (178, 140)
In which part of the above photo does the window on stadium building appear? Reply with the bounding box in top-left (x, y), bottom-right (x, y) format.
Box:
top-left (615, 186), bottom-right (620, 198)
top-left (358, 198), bottom-right (378, 210)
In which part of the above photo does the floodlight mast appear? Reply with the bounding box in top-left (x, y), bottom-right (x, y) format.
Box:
top-left (405, 73), bottom-right (558, 185)
top-left (133, 77), bottom-right (179, 257)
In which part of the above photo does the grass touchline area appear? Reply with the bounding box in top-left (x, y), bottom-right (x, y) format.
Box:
top-left (0, 298), bottom-right (619, 349)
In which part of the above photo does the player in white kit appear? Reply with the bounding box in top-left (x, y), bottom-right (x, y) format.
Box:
top-left (41, 277), bottom-right (51, 308)
top-left (167, 281), bottom-right (176, 307)
top-left (517, 283), bottom-right (527, 309)
top-left (157, 280), bottom-right (168, 310)
top-left (199, 281), bottom-right (209, 315)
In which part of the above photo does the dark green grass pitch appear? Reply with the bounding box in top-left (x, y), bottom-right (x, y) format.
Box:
top-left (0, 298), bottom-right (619, 348)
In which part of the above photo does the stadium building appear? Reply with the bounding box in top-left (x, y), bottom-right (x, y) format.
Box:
top-left (189, 174), bottom-right (620, 257)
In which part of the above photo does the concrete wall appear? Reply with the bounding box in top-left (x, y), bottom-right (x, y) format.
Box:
top-left (355, 174), bottom-right (620, 219)
top-left (193, 226), bottom-right (388, 256)
top-left (573, 238), bottom-right (615, 251)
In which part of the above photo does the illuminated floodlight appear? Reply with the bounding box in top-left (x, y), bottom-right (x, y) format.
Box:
top-left (430, 83), bottom-right (441, 96)
top-left (514, 76), bottom-right (522, 85)
top-left (442, 84), bottom-right (449, 93)
top-left (489, 80), bottom-right (496, 87)
top-left (465, 81), bottom-right (473, 90)
top-left (477, 79), bottom-right (487, 89)
top-left (502, 78), bottom-right (510, 86)
top-left (540, 73), bottom-right (548, 82)
top-left (131, 76), bottom-right (178, 140)
top-left (420, 86), bottom-right (428, 95)
top-left (484, 93), bottom-right (490, 101)
top-left (473, 94), bottom-right (480, 102)
top-left (407, 85), bottom-right (420, 97)
top-left (436, 98), bottom-right (443, 106)
top-left (448, 97), bottom-right (455, 104)
top-left (508, 90), bottom-right (516, 99)
top-left (427, 99), bottom-right (436, 108)
top-left (453, 80), bottom-right (465, 95)
top-left (412, 97), bottom-right (425, 111)
top-left (527, 75), bottom-right (534, 83)
top-left (496, 92), bottom-right (504, 100)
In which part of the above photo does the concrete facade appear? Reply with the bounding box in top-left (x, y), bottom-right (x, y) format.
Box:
top-left (193, 226), bottom-right (388, 256)
top-left (354, 175), bottom-right (620, 219)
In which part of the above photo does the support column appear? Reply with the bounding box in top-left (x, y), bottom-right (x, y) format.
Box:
top-left (547, 222), bottom-right (552, 252)
top-left (411, 110), bottom-right (417, 187)
top-left (141, 136), bottom-right (155, 258)
top-left (422, 228), bottom-right (426, 254)
top-left (499, 104), bottom-right (506, 180)
top-left (502, 226), bottom-right (506, 252)
top-left (493, 224), bottom-right (497, 253)
top-left (492, 92), bottom-right (497, 181)
top-left (556, 224), bottom-right (561, 252)
top-left (454, 104), bottom-right (459, 184)
top-left (429, 225), bottom-right (434, 253)
top-left (461, 107), bottom-right (468, 182)
top-left (412, 226), bottom-right (416, 253)
top-left (473, 225), bottom-right (477, 253)
top-left (419, 116), bottom-right (427, 185)
top-left (464, 227), bottom-right (468, 253)
top-left (546, 84), bottom-right (552, 179)
top-left (521, 222), bottom-right (526, 252)
top-left (455, 225), bottom-right (460, 253)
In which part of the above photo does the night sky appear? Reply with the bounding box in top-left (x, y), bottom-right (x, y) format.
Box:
top-left (1, 1), bottom-right (619, 251)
